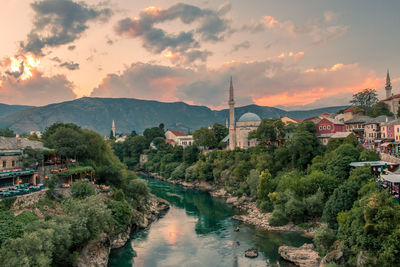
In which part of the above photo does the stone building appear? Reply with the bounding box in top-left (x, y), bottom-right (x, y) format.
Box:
top-left (165, 130), bottom-right (194, 147)
top-left (0, 137), bottom-right (45, 187)
top-left (226, 78), bottom-right (261, 150)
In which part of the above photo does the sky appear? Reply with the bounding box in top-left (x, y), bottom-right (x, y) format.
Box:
top-left (0, 0), bottom-right (399, 110)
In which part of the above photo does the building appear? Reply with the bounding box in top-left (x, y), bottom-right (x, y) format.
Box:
top-left (226, 78), bottom-right (261, 150)
top-left (343, 107), bottom-right (365, 121)
top-left (380, 70), bottom-right (400, 115)
top-left (112, 120), bottom-right (116, 138)
top-left (316, 118), bottom-right (345, 135)
top-left (165, 130), bottom-right (194, 147)
top-left (364, 115), bottom-right (392, 148)
top-left (344, 115), bottom-right (372, 139)
top-left (0, 137), bottom-right (45, 187)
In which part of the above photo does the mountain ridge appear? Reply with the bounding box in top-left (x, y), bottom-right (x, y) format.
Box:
top-left (0, 97), bottom-right (347, 135)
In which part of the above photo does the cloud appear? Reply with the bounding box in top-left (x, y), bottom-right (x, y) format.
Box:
top-left (59, 61), bottom-right (79, 70)
top-left (114, 3), bottom-right (231, 59)
top-left (241, 13), bottom-right (348, 45)
top-left (231, 41), bottom-right (250, 52)
top-left (91, 62), bottom-right (193, 101)
top-left (164, 50), bottom-right (212, 65)
top-left (90, 57), bottom-right (380, 109)
top-left (67, 45), bottom-right (76, 51)
top-left (0, 71), bottom-right (76, 106)
top-left (20, 0), bottom-right (112, 55)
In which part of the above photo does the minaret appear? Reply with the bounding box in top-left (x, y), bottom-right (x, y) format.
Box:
top-left (385, 69), bottom-right (392, 99)
top-left (112, 120), bottom-right (116, 137)
top-left (228, 77), bottom-right (236, 150)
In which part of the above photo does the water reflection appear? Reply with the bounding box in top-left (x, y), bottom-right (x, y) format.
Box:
top-left (108, 176), bottom-right (310, 267)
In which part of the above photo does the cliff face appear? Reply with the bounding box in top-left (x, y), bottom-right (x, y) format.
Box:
top-left (77, 194), bottom-right (170, 267)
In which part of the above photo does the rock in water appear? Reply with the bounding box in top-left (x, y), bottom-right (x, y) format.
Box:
top-left (278, 243), bottom-right (320, 267)
top-left (234, 227), bottom-right (240, 232)
top-left (245, 248), bottom-right (258, 258)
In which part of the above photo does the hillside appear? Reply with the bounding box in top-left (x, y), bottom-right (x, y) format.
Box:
top-left (0, 103), bottom-right (33, 119)
top-left (0, 97), bottom-right (346, 135)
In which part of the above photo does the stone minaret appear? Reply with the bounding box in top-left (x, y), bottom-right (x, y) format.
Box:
top-left (385, 69), bottom-right (392, 99)
top-left (228, 77), bottom-right (236, 150)
top-left (112, 120), bottom-right (116, 137)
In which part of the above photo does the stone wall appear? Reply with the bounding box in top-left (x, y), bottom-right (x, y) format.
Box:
top-left (380, 152), bottom-right (400, 164)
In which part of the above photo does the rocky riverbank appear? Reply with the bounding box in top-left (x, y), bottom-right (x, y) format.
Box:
top-left (141, 171), bottom-right (316, 236)
top-left (77, 194), bottom-right (170, 267)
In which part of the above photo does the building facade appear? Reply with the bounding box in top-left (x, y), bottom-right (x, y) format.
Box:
top-left (316, 118), bottom-right (345, 135)
top-left (165, 130), bottom-right (194, 147)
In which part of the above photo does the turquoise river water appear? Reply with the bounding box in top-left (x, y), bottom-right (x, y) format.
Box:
top-left (108, 176), bottom-right (311, 267)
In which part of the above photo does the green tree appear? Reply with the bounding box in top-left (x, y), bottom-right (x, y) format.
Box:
top-left (70, 181), bottom-right (95, 199)
top-left (212, 123), bottom-right (228, 143)
top-left (287, 122), bottom-right (321, 170)
top-left (249, 118), bottom-right (285, 144)
top-left (246, 169), bottom-right (260, 197)
top-left (143, 127), bottom-right (165, 145)
top-left (359, 150), bottom-right (379, 161)
top-left (193, 127), bottom-right (218, 148)
top-left (350, 88), bottom-right (378, 110)
top-left (124, 179), bottom-right (150, 208)
top-left (183, 145), bottom-right (199, 164)
top-left (0, 128), bottom-right (16, 137)
top-left (366, 102), bottom-right (393, 117)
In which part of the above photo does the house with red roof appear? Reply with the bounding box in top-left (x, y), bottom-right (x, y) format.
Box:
top-left (316, 118), bottom-right (345, 135)
top-left (165, 130), bottom-right (194, 147)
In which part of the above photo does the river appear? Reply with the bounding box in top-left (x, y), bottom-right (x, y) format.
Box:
top-left (108, 176), bottom-right (311, 267)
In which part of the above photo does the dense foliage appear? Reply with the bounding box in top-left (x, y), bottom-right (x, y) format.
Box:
top-left (114, 117), bottom-right (399, 266)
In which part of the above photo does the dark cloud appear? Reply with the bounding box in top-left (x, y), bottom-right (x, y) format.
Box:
top-left (231, 41), bottom-right (250, 52)
top-left (0, 72), bottom-right (76, 106)
top-left (91, 62), bottom-right (193, 100)
top-left (20, 0), bottom-right (112, 55)
top-left (59, 61), bottom-right (79, 70)
top-left (5, 62), bottom-right (24, 79)
top-left (114, 3), bottom-right (231, 57)
top-left (68, 45), bottom-right (76, 50)
top-left (168, 50), bottom-right (212, 65)
top-left (51, 57), bottom-right (62, 63)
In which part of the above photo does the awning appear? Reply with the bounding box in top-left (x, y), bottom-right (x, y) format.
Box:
top-left (374, 140), bottom-right (384, 143)
top-left (381, 142), bottom-right (392, 147)
top-left (382, 174), bottom-right (400, 183)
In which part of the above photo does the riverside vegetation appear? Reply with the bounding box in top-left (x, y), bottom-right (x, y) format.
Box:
top-left (0, 123), bottom-right (156, 266)
top-left (113, 120), bottom-right (400, 266)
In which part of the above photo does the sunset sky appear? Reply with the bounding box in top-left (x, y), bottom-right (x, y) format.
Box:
top-left (0, 0), bottom-right (399, 110)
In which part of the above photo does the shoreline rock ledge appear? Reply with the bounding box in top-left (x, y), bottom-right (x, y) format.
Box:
top-left (278, 243), bottom-right (320, 267)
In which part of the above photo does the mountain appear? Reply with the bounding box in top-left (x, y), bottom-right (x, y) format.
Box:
top-left (0, 97), bottom-right (347, 135)
top-left (0, 103), bottom-right (33, 119)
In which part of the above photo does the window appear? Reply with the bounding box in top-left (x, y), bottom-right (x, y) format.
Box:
top-left (327, 125), bottom-right (331, 130)
top-left (2, 161), bottom-right (5, 168)
top-left (11, 160), bottom-right (15, 167)
top-left (323, 126), bottom-right (326, 130)
top-left (319, 126), bottom-right (322, 130)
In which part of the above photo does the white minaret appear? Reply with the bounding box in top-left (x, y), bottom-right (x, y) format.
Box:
top-left (112, 120), bottom-right (116, 137)
top-left (385, 69), bottom-right (392, 99)
top-left (228, 77), bottom-right (236, 150)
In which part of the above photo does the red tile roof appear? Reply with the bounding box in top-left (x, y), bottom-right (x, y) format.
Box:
top-left (168, 130), bottom-right (187, 136)
top-left (381, 94), bottom-right (400, 102)
top-left (165, 139), bottom-right (175, 144)
top-left (320, 112), bottom-right (330, 116)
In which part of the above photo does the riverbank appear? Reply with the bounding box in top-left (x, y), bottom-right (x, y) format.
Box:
top-left (139, 171), bottom-right (316, 237)
top-left (77, 194), bottom-right (170, 267)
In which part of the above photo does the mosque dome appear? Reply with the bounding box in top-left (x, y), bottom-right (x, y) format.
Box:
top-left (238, 112), bottom-right (261, 122)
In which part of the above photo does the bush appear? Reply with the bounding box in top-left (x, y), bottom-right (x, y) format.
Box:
top-left (359, 149), bottom-right (379, 161)
top-left (246, 169), bottom-right (260, 197)
top-left (257, 200), bottom-right (273, 212)
top-left (170, 163), bottom-right (187, 180)
top-left (107, 200), bottom-right (132, 235)
top-left (285, 195), bottom-right (305, 223)
top-left (269, 207), bottom-right (289, 226)
top-left (0, 197), bottom-right (17, 211)
top-left (185, 165), bottom-right (197, 181)
top-left (313, 224), bottom-right (336, 256)
top-left (304, 188), bottom-right (325, 217)
top-left (70, 181), bottom-right (95, 199)
top-left (257, 170), bottom-right (274, 201)
top-left (124, 179), bottom-right (150, 208)
top-left (113, 189), bottom-right (125, 201)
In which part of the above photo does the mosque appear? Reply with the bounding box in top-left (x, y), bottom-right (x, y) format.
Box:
top-left (225, 77), bottom-right (262, 150)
